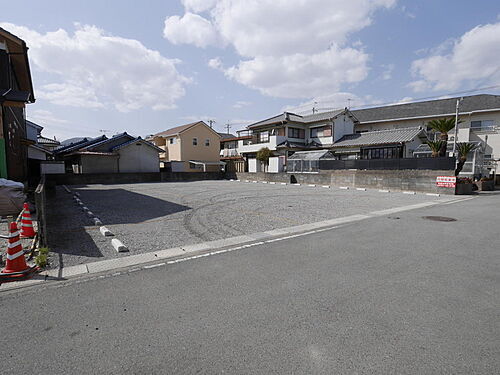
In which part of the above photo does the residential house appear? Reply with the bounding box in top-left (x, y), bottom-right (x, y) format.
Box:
top-left (238, 109), bottom-right (357, 172)
top-left (330, 127), bottom-right (427, 160)
top-left (55, 133), bottom-right (162, 174)
top-left (219, 132), bottom-right (251, 172)
top-left (149, 121), bottom-right (223, 172)
top-left (351, 94), bottom-right (500, 176)
top-left (0, 27), bottom-right (35, 182)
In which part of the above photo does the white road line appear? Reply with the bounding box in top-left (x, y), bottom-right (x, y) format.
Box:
top-left (143, 263), bottom-right (166, 269)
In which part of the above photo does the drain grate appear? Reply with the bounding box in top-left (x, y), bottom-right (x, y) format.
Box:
top-left (422, 216), bottom-right (457, 222)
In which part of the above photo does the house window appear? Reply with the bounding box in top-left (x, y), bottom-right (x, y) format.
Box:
top-left (471, 120), bottom-right (494, 130)
top-left (310, 126), bottom-right (332, 138)
top-left (288, 127), bottom-right (305, 139)
top-left (169, 138), bottom-right (176, 144)
top-left (193, 137), bottom-right (198, 146)
top-left (205, 139), bottom-right (210, 146)
top-left (258, 132), bottom-right (269, 143)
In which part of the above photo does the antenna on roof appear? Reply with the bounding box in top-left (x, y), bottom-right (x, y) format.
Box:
top-left (207, 120), bottom-right (216, 129)
top-left (347, 98), bottom-right (353, 109)
top-left (99, 129), bottom-right (111, 135)
top-left (225, 123), bottom-right (232, 134)
top-left (312, 101), bottom-right (318, 114)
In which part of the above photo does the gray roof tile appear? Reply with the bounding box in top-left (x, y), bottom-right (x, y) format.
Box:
top-left (333, 127), bottom-right (424, 148)
top-left (352, 94), bottom-right (500, 123)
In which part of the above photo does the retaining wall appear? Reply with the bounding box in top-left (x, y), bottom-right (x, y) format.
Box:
top-left (46, 171), bottom-right (224, 186)
top-left (229, 170), bottom-right (456, 195)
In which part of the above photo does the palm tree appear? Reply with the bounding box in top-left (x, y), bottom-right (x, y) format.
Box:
top-left (454, 142), bottom-right (478, 176)
top-left (426, 140), bottom-right (446, 157)
top-left (427, 117), bottom-right (460, 157)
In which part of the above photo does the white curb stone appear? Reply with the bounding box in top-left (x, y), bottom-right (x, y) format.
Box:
top-left (100, 226), bottom-right (113, 236)
top-left (93, 217), bottom-right (103, 226)
top-left (339, 186), bottom-right (349, 190)
top-left (322, 185), bottom-right (330, 188)
top-left (269, 182), bottom-right (276, 184)
top-left (82, 206), bottom-right (89, 212)
top-left (378, 189), bottom-right (390, 193)
top-left (280, 182), bottom-right (287, 185)
top-left (403, 191), bottom-right (416, 195)
top-left (262, 181), bottom-right (268, 184)
top-left (426, 193), bottom-right (440, 197)
top-left (356, 188), bottom-right (367, 191)
top-left (87, 211), bottom-right (94, 217)
top-left (112, 238), bottom-right (128, 252)
top-left (308, 184), bottom-right (316, 187)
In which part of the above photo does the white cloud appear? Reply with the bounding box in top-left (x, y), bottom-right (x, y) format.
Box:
top-left (0, 23), bottom-right (191, 112)
top-left (410, 22), bottom-right (500, 92)
top-left (182, 0), bottom-right (218, 13)
top-left (164, 13), bottom-right (219, 48)
top-left (29, 109), bottom-right (68, 125)
top-left (165, 0), bottom-right (396, 99)
top-left (207, 57), bottom-right (223, 70)
top-left (232, 100), bottom-right (252, 109)
top-left (381, 63), bottom-right (395, 80)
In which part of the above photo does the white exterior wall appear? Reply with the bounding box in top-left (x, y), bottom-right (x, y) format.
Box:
top-left (28, 146), bottom-right (47, 160)
top-left (118, 144), bottom-right (160, 173)
top-left (248, 158), bottom-right (258, 173)
top-left (333, 113), bottom-right (355, 142)
top-left (268, 156), bottom-right (284, 173)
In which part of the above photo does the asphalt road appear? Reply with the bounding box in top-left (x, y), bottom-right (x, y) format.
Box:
top-left (47, 181), bottom-right (445, 268)
top-left (2, 193), bottom-right (498, 374)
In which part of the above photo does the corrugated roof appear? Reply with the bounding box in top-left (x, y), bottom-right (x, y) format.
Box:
top-left (351, 94), bottom-right (500, 123)
top-left (333, 127), bottom-right (424, 148)
top-left (288, 150), bottom-right (335, 160)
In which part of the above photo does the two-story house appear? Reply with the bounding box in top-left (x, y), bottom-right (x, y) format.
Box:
top-left (0, 27), bottom-right (35, 182)
top-left (219, 132), bottom-right (251, 172)
top-left (237, 109), bottom-right (357, 172)
top-left (351, 94), bottom-right (500, 177)
top-left (149, 121), bottom-right (223, 172)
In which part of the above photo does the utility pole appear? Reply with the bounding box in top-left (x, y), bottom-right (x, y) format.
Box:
top-left (225, 123), bottom-right (232, 134)
top-left (208, 120), bottom-right (216, 129)
top-left (312, 101), bottom-right (318, 114)
top-left (452, 98), bottom-right (462, 155)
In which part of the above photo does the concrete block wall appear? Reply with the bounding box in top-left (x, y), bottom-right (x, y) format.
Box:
top-left (231, 170), bottom-right (456, 195)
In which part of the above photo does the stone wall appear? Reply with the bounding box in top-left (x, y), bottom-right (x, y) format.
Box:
top-left (229, 170), bottom-right (457, 195)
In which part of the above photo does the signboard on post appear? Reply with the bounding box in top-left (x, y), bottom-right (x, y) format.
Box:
top-left (436, 176), bottom-right (456, 188)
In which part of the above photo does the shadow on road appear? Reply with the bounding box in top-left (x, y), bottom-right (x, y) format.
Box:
top-left (73, 188), bottom-right (191, 225)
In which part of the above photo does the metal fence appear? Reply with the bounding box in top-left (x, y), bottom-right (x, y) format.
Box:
top-left (34, 176), bottom-right (48, 248)
top-left (319, 157), bottom-right (455, 171)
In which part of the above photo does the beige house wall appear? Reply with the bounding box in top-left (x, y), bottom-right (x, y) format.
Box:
top-left (179, 124), bottom-right (220, 162)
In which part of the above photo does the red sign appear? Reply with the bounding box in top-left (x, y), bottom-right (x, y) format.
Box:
top-left (436, 176), bottom-right (456, 188)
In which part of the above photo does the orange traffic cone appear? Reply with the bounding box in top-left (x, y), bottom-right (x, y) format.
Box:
top-left (0, 222), bottom-right (38, 282)
top-left (20, 203), bottom-right (36, 238)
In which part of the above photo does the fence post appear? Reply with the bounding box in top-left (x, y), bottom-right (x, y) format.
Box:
top-left (34, 176), bottom-right (47, 248)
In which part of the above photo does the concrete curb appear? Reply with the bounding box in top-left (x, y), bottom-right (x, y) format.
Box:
top-left (112, 239), bottom-right (129, 253)
top-left (0, 195), bottom-right (469, 293)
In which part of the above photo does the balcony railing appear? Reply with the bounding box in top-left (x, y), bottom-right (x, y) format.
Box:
top-left (470, 125), bottom-right (498, 133)
top-left (220, 149), bottom-right (239, 157)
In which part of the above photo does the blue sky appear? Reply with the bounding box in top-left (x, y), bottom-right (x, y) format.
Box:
top-left (2, 0), bottom-right (500, 140)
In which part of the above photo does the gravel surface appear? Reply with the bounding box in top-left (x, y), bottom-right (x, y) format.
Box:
top-left (45, 180), bottom-right (446, 269)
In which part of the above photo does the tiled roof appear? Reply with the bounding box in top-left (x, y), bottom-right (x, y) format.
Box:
top-left (351, 94), bottom-right (500, 123)
top-left (37, 135), bottom-right (60, 146)
top-left (218, 133), bottom-right (236, 139)
top-left (54, 135), bottom-right (107, 154)
top-left (332, 127), bottom-right (424, 148)
top-left (84, 132), bottom-right (134, 151)
top-left (111, 137), bottom-right (164, 152)
top-left (152, 121), bottom-right (204, 137)
top-left (248, 109), bottom-right (347, 128)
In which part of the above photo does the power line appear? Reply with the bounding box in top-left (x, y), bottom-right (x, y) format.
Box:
top-left (286, 84), bottom-right (500, 114)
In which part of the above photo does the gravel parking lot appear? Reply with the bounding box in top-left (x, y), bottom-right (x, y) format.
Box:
top-left (47, 180), bottom-right (447, 268)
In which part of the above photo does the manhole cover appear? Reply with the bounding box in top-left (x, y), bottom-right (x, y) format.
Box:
top-left (422, 216), bottom-right (457, 222)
